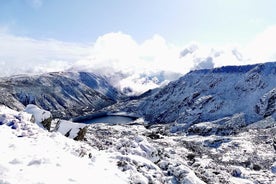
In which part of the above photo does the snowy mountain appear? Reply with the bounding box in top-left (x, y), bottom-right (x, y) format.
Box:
top-left (1, 62), bottom-right (276, 184)
top-left (137, 62), bottom-right (276, 128)
top-left (0, 71), bottom-right (121, 119)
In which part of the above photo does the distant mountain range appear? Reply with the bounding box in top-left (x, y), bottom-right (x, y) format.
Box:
top-left (0, 72), bottom-right (121, 118)
top-left (1, 62), bottom-right (276, 183)
top-left (136, 62), bottom-right (276, 126)
top-left (0, 62), bottom-right (275, 125)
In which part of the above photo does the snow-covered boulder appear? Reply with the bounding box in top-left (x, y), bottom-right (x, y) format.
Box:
top-left (24, 104), bottom-right (52, 130)
top-left (53, 119), bottom-right (88, 141)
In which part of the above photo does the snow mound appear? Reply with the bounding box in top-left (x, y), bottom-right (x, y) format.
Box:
top-left (24, 104), bottom-right (52, 128)
top-left (53, 119), bottom-right (87, 139)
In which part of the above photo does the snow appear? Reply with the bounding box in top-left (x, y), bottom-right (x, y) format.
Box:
top-left (54, 119), bottom-right (87, 138)
top-left (229, 177), bottom-right (254, 184)
top-left (24, 104), bottom-right (51, 126)
top-left (0, 105), bottom-right (128, 184)
top-left (1, 103), bottom-right (276, 183)
top-left (1, 105), bottom-right (208, 184)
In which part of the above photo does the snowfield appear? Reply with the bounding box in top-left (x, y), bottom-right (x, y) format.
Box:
top-left (0, 105), bottom-right (128, 184)
top-left (1, 104), bottom-right (276, 183)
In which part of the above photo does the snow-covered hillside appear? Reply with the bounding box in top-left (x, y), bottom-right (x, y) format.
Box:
top-left (0, 105), bottom-right (129, 184)
top-left (0, 71), bottom-right (119, 119)
top-left (56, 111), bottom-right (276, 183)
top-left (1, 103), bottom-right (276, 183)
top-left (138, 62), bottom-right (276, 126)
top-left (0, 105), bottom-right (213, 184)
top-left (1, 62), bottom-right (276, 184)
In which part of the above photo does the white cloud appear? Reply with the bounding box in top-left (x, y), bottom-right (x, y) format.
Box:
top-left (0, 32), bottom-right (90, 76)
top-left (244, 25), bottom-right (276, 63)
top-left (1, 27), bottom-right (276, 94)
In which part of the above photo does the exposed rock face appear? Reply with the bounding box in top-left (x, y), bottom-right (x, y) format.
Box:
top-left (40, 117), bottom-right (52, 131)
top-left (136, 62), bottom-right (276, 126)
top-left (73, 126), bottom-right (88, 141)
top-left (0, 72), bottom-right (120, 119)
top-left (255, 88), bottom-right (276, 118)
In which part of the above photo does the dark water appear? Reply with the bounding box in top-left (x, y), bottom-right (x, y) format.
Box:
top-left (81, 115), bottom-right (136, 124)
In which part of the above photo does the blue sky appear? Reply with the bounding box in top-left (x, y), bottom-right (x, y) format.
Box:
top-left (0, 0), bottom-right (276, 91)
top-left (1, 0), bottom-right (276, 45)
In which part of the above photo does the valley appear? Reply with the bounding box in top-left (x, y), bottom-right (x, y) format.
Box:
top-left (0, 62), bottom-right (275, 184)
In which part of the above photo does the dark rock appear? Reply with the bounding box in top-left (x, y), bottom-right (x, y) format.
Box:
top-left (74, 126), bottom-right (88, 141)
top-left (144, 132), bottom-right (161, 139)
top-left (253, 164), bottom-right (262, 171)
top-left (64, 129), bottom-right (72, 137)
top-left (186, 153), bottom-right (196, 161)
top-left (41, 117), bottom-right (52, 131)
top-left (231, 168), bottom-right (242, 177)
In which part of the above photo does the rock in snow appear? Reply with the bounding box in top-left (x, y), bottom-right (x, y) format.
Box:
top-left (24, 104), bottom-right (52, 130)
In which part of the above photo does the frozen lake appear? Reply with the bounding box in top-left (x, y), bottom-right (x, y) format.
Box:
top-left (80, 115), bottom-right (136, 124)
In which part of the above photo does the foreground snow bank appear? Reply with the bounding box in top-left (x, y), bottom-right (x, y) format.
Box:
top-left (0, 105), bottom-right (128, 184)
top-left (2, 104), bottom-right (275, 183)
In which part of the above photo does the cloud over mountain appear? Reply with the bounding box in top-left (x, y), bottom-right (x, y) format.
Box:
top-left (1, 26), bottom-right (276, 94)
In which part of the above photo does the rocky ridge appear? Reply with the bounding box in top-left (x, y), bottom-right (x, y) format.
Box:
top-left (0, 71), bottom-right (120, 119)
top-left (120, 62), bottom-right (276, 129)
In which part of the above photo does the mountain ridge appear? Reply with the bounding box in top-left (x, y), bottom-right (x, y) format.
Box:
top-left (112, 62), bottom-right (276, 128)
top-left (0, 71), bottom-right (121, 118)
top-left (0, 61), bottom-right (275, 124)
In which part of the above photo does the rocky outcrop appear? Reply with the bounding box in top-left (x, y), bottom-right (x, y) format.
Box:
top-left (40, 116), bottom-right (52, 131)
top-left (24, 104), bottom-right (53, 131)
top-left (255, 88), bottom-right (276, 118)
top-left (73, 126), bottom-right (88, 141)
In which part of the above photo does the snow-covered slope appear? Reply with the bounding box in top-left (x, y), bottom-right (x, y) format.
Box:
top-left (0, 71), bottom-right (120, 119)
top-left (55, 115), bottom-right (276, 183)
top-left (0, 105), bottom-right (129, 184)
top-left (1, 104), bottom-right (276, 183)
top-left (24, 104), bottom-right (51, 126)
top-left (139, 62), bottom-right (276, 126)
top-left (63, 71), bottom-right (122, 100)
